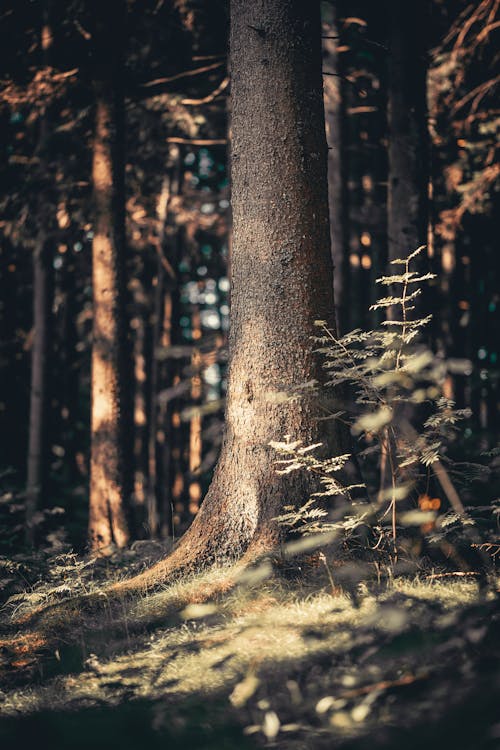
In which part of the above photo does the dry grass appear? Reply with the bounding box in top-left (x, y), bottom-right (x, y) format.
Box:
top-left (1, 557), bottom-right (498, 749)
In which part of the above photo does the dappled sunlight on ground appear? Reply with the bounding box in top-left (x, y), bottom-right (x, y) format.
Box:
top-left (1, 569), bottom-right (498, 749)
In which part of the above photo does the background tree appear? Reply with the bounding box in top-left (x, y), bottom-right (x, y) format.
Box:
top-left (387, 0), bottom-right (430, 269)
top-left (88, 0), bottom-right (130, 550)
top-left (323, 2), bottom-right (350, 335)
top-left (25, 3), bottom-right (55, 544)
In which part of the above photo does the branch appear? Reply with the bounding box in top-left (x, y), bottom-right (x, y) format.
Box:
top-left (135, 61), bottom-right (226, 99)
top-left (166, 137), bottom-right (227, 146)
top-left (181, 77), bottom-right (229, 106)
top-left (401, 420), bottom-right (465, 516)
top-left (341, 672), bottom-right (429, 699)
top-left (141, 61), bottom-right (224, 89)
top-left (451, 75), bottom-right (500, 114)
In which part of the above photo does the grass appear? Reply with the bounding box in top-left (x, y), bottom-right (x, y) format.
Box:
top-left (0, 549), bottom-right (499, 750)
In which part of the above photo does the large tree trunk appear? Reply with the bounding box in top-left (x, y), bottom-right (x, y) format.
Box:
top-left (88, 0), bottom-right (131, 550)
top-left (113, 0), bottom-right (343, 591)
top-left (387, 0), bottom-right (429, 268)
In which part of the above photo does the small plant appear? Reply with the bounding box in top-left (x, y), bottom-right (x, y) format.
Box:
top-left (270, 438), bottom-right (367, 539)
top-left (272, 247), bottom-right (477, 557)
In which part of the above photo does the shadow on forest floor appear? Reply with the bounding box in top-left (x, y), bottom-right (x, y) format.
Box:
top-left (0, 563), bottom-right (499, 750)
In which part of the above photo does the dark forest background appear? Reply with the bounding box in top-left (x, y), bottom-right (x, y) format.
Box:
top-left (0, 0), bottom-right (498, 553)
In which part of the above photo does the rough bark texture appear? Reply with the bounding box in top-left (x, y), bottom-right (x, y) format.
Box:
top-left (113, 0), bottom-right (343, 591)
top-left (387, 0), bottom-right (429, 267)
top-left (89, 0), bottom-right (130, 550)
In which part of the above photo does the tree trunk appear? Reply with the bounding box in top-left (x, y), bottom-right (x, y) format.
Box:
top-left (26, 237), bottom-right (52, 545)
top-left (88, 0), bottom-right (130, 550)
top-left (157, 151), bottom-right (184, 539)
top-left (146, 174), bottom-right (172, 537)
top-left (382, 0), bottom-right (430, 499)
top-left (25, 5), bottom-right (54, 546)
top-left (387, 0), bottom-right (429, 268)
top-left (323, 5), bottom-right (350, 335)
top-left (113, 0), bottom-right (343, 590)
top-left (188, 308), bottom-right (203, 517)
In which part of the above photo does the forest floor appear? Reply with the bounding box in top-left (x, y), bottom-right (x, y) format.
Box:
top-left (0, 545), bottom-right (499, 750)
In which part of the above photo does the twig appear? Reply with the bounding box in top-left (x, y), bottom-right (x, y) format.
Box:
top-left (181, 77), bottom-right (229, 106)
top-left (424, 571), bottom-right (480, 579)
top-left (451, 75), bottom-right (500, 114)
top-left (401, 420), bottom-right (465, 516)
top-left (341, 672), bottom-right (429, 699)
top-left (142, 61), bottom-right (224, 89)
top-left (166, 137), bottom-right (227, 146)
top-left (150, 238), bottom-right (176, 280)
top-left (431, 460), bottom-right (466, 516)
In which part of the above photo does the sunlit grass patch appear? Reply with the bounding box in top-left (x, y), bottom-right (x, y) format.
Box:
top-left (0, 558), bottom-right (498, 750)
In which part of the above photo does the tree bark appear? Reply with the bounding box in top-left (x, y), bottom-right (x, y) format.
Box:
top-left (113, 0), bottom-right (343, 591)
top-left (25, 5), bottom-right (54, 546)
top-left (146, 173), bottom-right (173, 537)
top-left (323, 5), bottom-right (350, 335)
top-left (188, 308), bottom-right (203, 517)
top-left (381, 0), bottom-right (430, 499)
top-left (26, 237), bottom-right (52, 545)
top-left (88, 0), bottom-right (130, 550)
top-left (387, 0), bottom-right (429, 268)
top-left (156, 151), bottom-right (184, 539)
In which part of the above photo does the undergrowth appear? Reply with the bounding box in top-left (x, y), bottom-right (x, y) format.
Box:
top-left (0, 251), bottom-right (499, 750)
top-left (271, 247), bottom-right (498, 581)
top-left (0, 558), bottom-right (499, 750)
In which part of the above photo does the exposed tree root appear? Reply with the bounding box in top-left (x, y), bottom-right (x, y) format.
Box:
top-left (109, 508), bottom-right (279, 595)
top-left (0, 530), bottom-right (278, 682)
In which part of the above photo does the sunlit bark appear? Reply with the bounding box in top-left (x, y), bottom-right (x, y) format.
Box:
top-left (89, 0), bottom-right (130, 551)
top-left (188, 309), bottom-right (202, 516)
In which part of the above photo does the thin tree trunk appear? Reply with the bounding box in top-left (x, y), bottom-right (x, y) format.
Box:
top-left (58, 244), bottom-right (80, 484)
top-left (381, 0), bottom-right (430, 499)
top-left (113, 0), bottom-right (344, 591)
top-left (146, 176), bottom-right (171, 538)
top-left (145, 268), bottom-right (162, 538)
top-left (387, 0), bottom-right (429, 268)
top-left (323, 6), bottom-right (349, 335)
top-left (132, 277), bottom-right (148, 520)
top-left (88, 0), bottom-right (130, 550)
top-left (157, 151), bottom-right (184, 539)
top-left (26, 237), bottom-right (52, 545)
top-left (188, 308), bottom-right (203, 516)
top-left (25, 6), bottom-right (54, 546)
